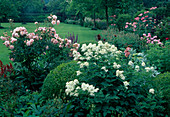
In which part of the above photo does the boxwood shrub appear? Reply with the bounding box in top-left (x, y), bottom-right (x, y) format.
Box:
top-left (41, 61), bottom-right (79, 99)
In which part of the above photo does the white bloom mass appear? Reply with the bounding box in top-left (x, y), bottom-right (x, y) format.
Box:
top-left (141, 62), bottom-right (146, 66)
top-left (149, 88), bottom-right (154, 94)
top-left (128, 61), bottom-right (133, 66)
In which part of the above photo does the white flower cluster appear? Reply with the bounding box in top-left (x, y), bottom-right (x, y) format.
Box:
top-left (81, 82), bottom-right (99, 96)
top-left (65, 79), bottom-right (99, 97)
top-left (149, 88), bottom-right (154, 94)
top-left (73, 41), bottom-right (121, 61)
top-left (101, 66), bottom-right (108, 72)
top-left (123, 81), bottom-right (130, 89)
top-left (65, 79), bottom-right (79, 96)
top-left (113, 62), bottom-right (121, 69)
top-left (116, 70), bottom-right (125, 80)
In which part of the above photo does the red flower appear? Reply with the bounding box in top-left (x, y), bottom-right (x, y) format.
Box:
top-left (166, 38), bottom-right (169, 40)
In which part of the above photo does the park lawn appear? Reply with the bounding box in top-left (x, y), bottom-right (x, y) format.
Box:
top-left (0, 23), bottom-right (102, 64)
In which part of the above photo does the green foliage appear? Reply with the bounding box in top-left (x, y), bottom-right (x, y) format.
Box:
top-left (41, 61), bottom-right (79, 99)
top-left (0, 91), bottom-right (74, 116)
top-left (116, 14), bottom-right (131, 31)
top-left (152, 72), bottom-right (170, 116)
top-left (146, 41), bottom-right (170, 73)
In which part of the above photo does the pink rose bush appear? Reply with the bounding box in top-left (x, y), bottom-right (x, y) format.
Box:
top-left (0, 15), bottom-right (79, 90)
top-left (125, 7), bottom-right (157, 36)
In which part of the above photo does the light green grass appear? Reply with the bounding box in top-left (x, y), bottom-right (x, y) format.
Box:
top-left (0, 23), bottom-right (102, 64)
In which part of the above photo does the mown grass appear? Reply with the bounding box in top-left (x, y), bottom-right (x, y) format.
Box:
top-left (0, 23), bottom-right (101, 64)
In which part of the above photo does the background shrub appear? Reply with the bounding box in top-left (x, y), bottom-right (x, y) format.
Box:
top-left (152, 72), bottom-right (170, 116)
top-left (146, 41), bottom-right (170, 73)
top-left (41, 61), bottom-right (79, 99)
top-left (99, 27), bottom-right (141, 50)
top-left (116, 14), bottom-right (131, 31)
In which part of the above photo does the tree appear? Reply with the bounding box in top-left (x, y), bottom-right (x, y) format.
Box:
top-left (0, 0), bottom-right (18, 26)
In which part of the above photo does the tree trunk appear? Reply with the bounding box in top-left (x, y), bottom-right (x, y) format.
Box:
top-left (93, 10), bottom-right (96, 28)
top-left (105, 0), bottom-right (109, 27)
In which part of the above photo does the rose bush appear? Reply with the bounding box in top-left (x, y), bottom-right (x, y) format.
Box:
top-left (0, 15), bottom-right (80, 90)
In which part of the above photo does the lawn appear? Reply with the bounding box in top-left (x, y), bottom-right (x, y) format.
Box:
top-left (0, 23), bottom-right (102, 64)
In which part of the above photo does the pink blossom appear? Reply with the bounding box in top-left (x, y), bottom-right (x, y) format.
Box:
top-left (34, 22), bottom-right (38, 24)
top-left (26, 41), bottom-right (31, 46)
top-left (20, 31), bottom-right (26, 36)
top-left (114, 15), bottom-right (116, 17)
top-left (51, 20), bottom-right (56, 25)
top-left (141, 17), bottom-right (145, 20)
top-left (0, 36), bottom-right (6, 41)
top-left (57, 20), bottom-right (60, 25)
top-left (143, 20), bottom-right (147, 22)
top-left (133, 29), bottom-right (136, 31)
top-left (151, 41), bottom-right (154, 44)
top-left (126, 22), bottom-right (129, 24)
top-left (158, 42), bottom-right (163, 45)
top-left (146, 24), bottom-right (148, 27)
top-left (134, 25), bottom-right (136, 28)
top-left (30, 39), bottom-right (34, 43)
top-left (111, 24), bottom-right (113, 26)
top-left (10, 58), bottom-right (14, 61)
top-left (147, 40), bottom-right (151, 43)
top-left (3, 41), bottom-right (10, 47)
top-left (143, 34), bottom-right (146, 36)
top-left (125, 25), bottom-right (128, 28)
top-left (9, 45), bottom-right (14, 49)
top-left (54, 34), bottom-right (59, 38)
top-left (59, 44), bottom-right (63, 48)
top-left (148, 33), bottom-right (151, 37)
top-left (47, 16), bottom-right (51, 19)
top-left (153, 36), bottom-right (157, 39)
top-left (135, 17), bottom-right (139, 21)
top-left (46, 46), bottom-right (49, 50)
top-left (114, 24), bottom-right (116, 26)
top-left (52, 15), bottom-right (57, 20)
top-left (138, 13), bottom-right (143, 16)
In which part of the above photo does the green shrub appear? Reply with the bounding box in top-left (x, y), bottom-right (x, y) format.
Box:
top-left (99, 27), bottom-right (141, 51)
top-left (96, 20), bottom-right (107, 30)
top-left (146, 41), bottom-right (170, 73)
top-left (41, 61), bottom-right (79, 99)
top-left (152, 72), bottom-right (170, 116)
top-left (116, 14), bottom-right (131, 31)
top-left (155, 17), bottom-right (170, 42)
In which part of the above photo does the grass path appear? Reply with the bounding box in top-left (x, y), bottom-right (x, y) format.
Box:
top-left (0, 23), bottom-right (102, 64)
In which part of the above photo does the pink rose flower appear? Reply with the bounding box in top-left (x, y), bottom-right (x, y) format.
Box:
top-left (57, 20), bottom-right (60, 25)
top-left (125, 25), bottom-right (128, 28)
top-left (51, 20), bottom-right (56, 25)
top-left (9, 45), bottom-right (14, 49)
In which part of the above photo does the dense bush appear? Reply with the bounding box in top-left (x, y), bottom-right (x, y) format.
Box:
top-left (146, 41), bottom-right (170, 73)
top-left (41, 61), bottom-right (79, 99)
top-left (67, 41), bottom-right (165, 116)
top-left (96, 20), bottom-right (107, 30)
top-left (155, 17), bottom-right (170, 42)
top-left (152, 72), bottom-right (170, 116)
top-left (116, 14), bottom-right (131, 31)
top-left (98, 27), bottom-right (141, 51)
